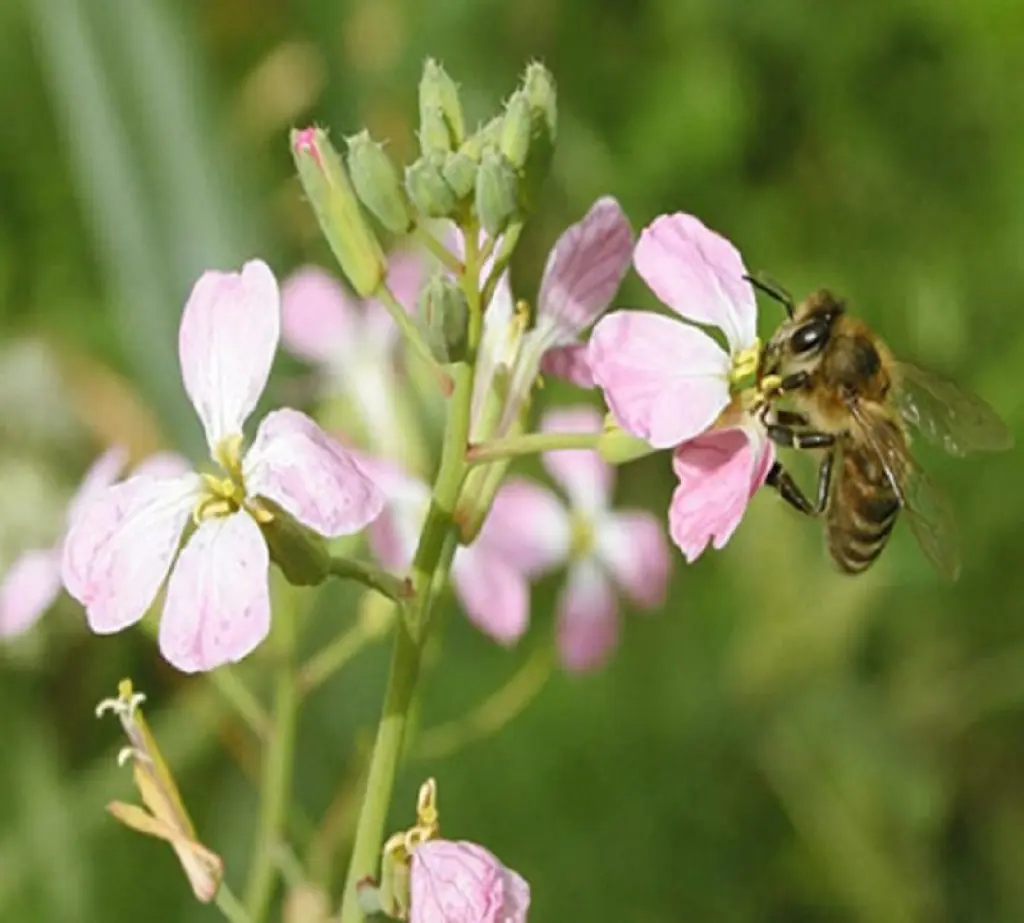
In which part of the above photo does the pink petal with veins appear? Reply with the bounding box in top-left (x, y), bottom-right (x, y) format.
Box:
top-left (540, 343), bottom-right (595, 388)
top-left (179, 259), bottom-right (280, 450)
top-left (159, 511), bottom-right (270, 672)
top-left (668, 427), bottom-right (773, 562)
top-left (633, 213), bottom-right (756, 350)
top-left (244, 408), bottom-right (383, 538)
top-left (62, 474), bottom-right (200, 633)
top-left (589, 310), bottom-right (730, 449)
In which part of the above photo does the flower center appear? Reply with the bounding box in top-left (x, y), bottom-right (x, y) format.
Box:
top-left (570, 512), bottom-right (596, 560)
top-left (192, 434), bottom-right (272, 525)
top-left (728, 339), bottom-right (761, 389)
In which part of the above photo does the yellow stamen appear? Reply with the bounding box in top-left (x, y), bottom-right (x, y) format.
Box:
top-left (570, 514), bottom-right (595, 560)
top-left (728, 339), bottom-right (762, 386)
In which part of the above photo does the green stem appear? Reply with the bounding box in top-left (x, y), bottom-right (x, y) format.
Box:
top-left (467, 429), bottom-right (601, 464)
top-left (327, 555), bottom-right (411, 602)
top-left (413, 223), bottom-right (463, 274)
top-left (209, 668), bottom-right (270, 741)
top-left (215, 881), bottom-right (254, 923)
top-left (297, 603), bottom-right (395, 696)
top-left (244, 596), bottom-right (299, 922)
top-left (375, 282), bottom-right (453, 394)
top-left (336, 226), bottom-right (483, 923)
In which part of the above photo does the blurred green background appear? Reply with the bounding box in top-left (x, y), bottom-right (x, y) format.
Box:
top-left (2, 0), bottom-right (1024, 921)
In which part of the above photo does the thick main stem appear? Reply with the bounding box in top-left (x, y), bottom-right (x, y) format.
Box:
top-left (336, 228), bottom-right (482, 923)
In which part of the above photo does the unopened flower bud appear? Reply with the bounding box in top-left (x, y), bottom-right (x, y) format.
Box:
top-left (518, 63), bottom-right (557, 210)
top-left (418, 59), bottom-right (465, 154)
top-left (418, 272), bottom-right (469, 363)
top-left (405, 154), bottom-right (457, 218)
top-left (499, 90), bottom-right (532, 170)
top-left (442, 151), bottom-right (478, 201)
top-left (291, 127), bottom-right (385, 297)
top-left (474, 149), bottom-right (519, 237)
top-left (347, 130), bottom-right (413, 234)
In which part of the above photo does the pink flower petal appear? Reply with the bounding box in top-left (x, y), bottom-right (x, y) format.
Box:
top-left (668, 427), bottom-right (773, 562)
top-left (410, 840), bottom-right (530, 923)
top-left (244, 408), bottom-right (384, 538)
top-left (280, 266), bottom-right (357, 365)
top-left (179, 259), bottom-right (281, 450)
top-left (595, 510), bottom-right (671, 608)
top-left (481, 477), bottom-right (571, 578)
top-left (66, 446), bottom-right (129, 525)
top-left (452, 543), bottom-right (530, 645)
top-left (0, 549), bottom-right (62, 638)
top-left (633, 213), bottom-right (756, 350)
top-left (62, 475), bottom-right (200, 634)
top-left (540, 405), bottom-right (612, 512)
top-left (131, 451), bottom-right (192, 481)
top-left (589, 310), bottom-right (731, 449)
top-left (158, 512), bottom-right (270, 672)
top-left (556, 559), bottom-right (620, 672)
top-left (540, 343), bottom-right (595, 388)
top-left (536, 196), bottom-right (634, 338)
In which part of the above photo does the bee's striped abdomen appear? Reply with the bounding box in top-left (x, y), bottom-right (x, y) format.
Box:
top-left (826, 447), bottom-right (900, 573)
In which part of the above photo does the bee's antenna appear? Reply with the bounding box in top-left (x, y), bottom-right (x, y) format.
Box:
top-left (744, 273), bottom-right (794, 317)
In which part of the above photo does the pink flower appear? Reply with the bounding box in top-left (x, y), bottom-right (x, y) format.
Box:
top-left (0, 449), bottom-right (189, 639)
top-left (471, 197), bottom-right (634, 440)
top-left (410, 840), bottom-right (530, 923)
top-left (280, 253), bottom-right (423, 460)
top-left (363, 456), bottom-right (530, 645)
top-left (486, 406), bottom-right (671, 672)
top-left (61, 260), bottom-right (384, 672)
top-left (588, 213), bottom-right (773, 562)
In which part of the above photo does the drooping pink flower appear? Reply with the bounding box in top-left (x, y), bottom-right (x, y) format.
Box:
top-left (280, 252), bottom-right (424, 460)
top-left (0, 448), bottom-right (190, 639)
top-left (486, 406), bottom-right (671, 672)
top-left (409, 840), bottom-right (530, 923)
top-left (61, 260), bottom-right (384, 673)
top-left (362, 455), bottom-right (530, 645)
top-left (588, 213), bottom-right (773, 562)
top-left (470, 197), bottom-right (634, 440)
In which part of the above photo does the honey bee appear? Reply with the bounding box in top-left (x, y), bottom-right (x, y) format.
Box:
top-left (747, 276), bottom-right (1012, 578)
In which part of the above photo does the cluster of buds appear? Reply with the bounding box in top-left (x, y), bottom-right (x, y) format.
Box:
top-left (359, 779), bottom-right (530, 923)
top-left (291, 59), bottom-right (556, 366)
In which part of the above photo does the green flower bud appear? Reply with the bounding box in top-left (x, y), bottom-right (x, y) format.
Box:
top-left (442, 150), bottom-right (478, 200)
top-left (418, 59), bottom-right (466, 154)
top-left (260, 502), bottom-right (331, 586)
top-left (346, 130), bottom-right (413, 234)
top-left (499, 90), bottom-right (532, 169)
top-left (474, 148), bottom-right (519, 237)
top-left (418, 271), bottom-right (469, 363)
top-left (597, 414), bottom-right (658, 464)
top-left (519, 62), bottom-right (557, 210)
top-left (405, 153), bottom-right (457, 218)
top-left (291, 127), bottom-right (385, 297)
top-left (523, 61), bottom-right (557, 138)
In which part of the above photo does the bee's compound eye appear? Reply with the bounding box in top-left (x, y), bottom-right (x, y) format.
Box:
top-left (790, 319), bottom-right (830, 355)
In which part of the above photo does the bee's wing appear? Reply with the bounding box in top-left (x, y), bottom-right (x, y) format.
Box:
top-left (848, 400), bottom-right (962, 580)
top-left (894, 361), bottom-right (1013, 456)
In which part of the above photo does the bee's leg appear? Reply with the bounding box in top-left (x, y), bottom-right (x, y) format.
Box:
top-left (814, 450), bottom-right (835, 514)
top-left (758, 371), bottom-right (810, 403)
top-left (765, 462), bottom-right (815, 515)
top-left (771, 409), bottom-right (809, 427)
top-left (765, 424), bottom-right (836, 451)
top-left (744, 273), bottom-right (795, 317)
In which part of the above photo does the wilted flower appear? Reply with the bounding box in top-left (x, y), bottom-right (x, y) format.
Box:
top-left (0, 449), bottom-right (188, 639)
top-left (487, 406), bottom-right (670, 671)
top-left (61, 260), bottom-right (383, 672)
top-left (280, 253), bottom-right (428, 464)
top-left (97, 679), bottom-right (223, 902)
top-left (410, 840), bottom-right (530, 923)
top-left (362, 456), bottom-right (531, 644)
top-left (470, 196), bottom-right (634, 441)
top-left (588, 213), bottom-right (773, 561)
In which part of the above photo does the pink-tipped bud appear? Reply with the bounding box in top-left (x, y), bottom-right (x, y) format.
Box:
top-left (410, 840), bottom-right (530, 923)
top-left (291, 126), bottom-right (386, 297)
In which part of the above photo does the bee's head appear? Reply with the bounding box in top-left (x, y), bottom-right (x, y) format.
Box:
top-left (758, 289), bottom-right (845, 381)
